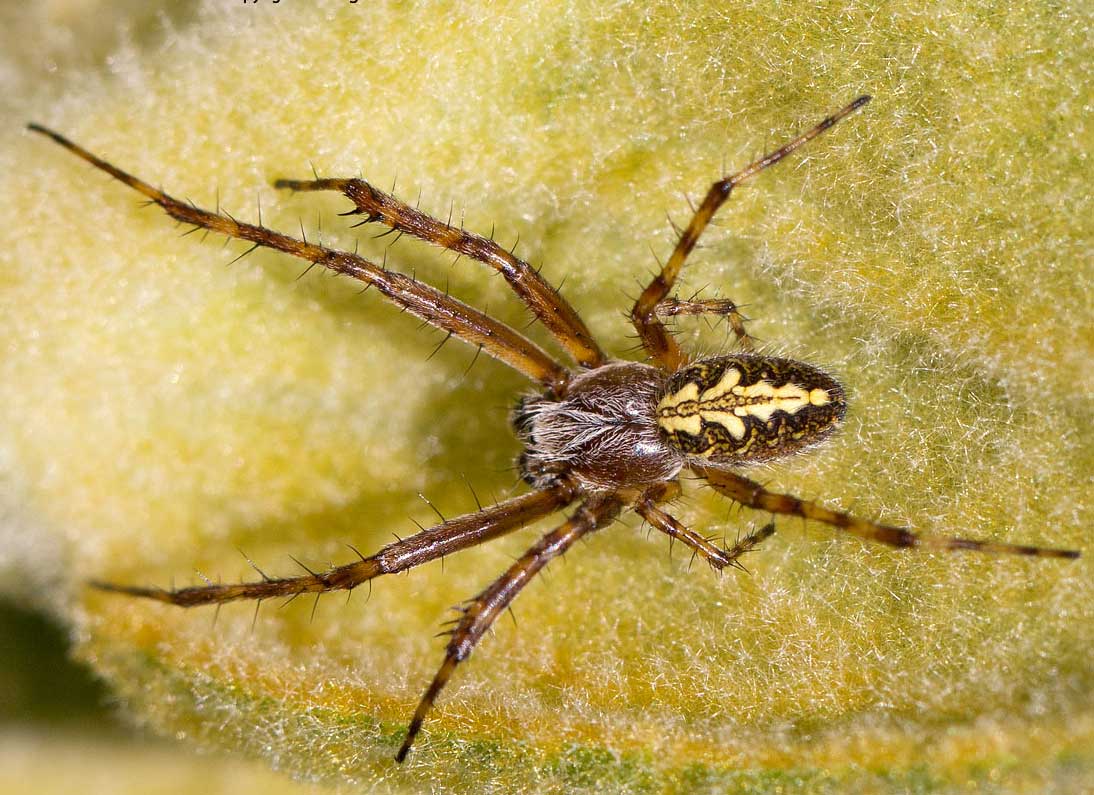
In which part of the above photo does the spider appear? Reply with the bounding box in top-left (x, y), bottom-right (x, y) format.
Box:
top-left (29, 95), bottom-right (1079, 762)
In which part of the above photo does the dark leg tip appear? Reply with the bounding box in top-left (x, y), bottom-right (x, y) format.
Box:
top-left (27, 123), bottom-right (65, 144)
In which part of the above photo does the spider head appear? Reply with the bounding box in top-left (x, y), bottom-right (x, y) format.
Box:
top-left (513, 362), bottom-right (683, 491)
top-left (656, 354), bottom-right (846, 465)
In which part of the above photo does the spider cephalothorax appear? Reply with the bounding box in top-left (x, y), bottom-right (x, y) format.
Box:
top-left (29, 94), bottom-right (1078, 763)
top-left (515, 354), bottom-right (846, 492)
top-left (515, 361), bottom-right (675, 491)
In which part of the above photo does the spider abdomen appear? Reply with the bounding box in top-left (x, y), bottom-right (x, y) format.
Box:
top-left (515, 362), bottom-right (684, 491)
top-left (657, 355), bottom-right (846, 464)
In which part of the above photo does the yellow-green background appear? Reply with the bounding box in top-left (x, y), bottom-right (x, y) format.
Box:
top-left (1, 1), bottom-right (1091, 793)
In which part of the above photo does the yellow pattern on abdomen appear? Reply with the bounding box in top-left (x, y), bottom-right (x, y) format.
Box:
top-left (655, 356), bottom-right (844, 462)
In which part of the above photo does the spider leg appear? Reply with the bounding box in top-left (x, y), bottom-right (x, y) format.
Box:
top-left (631, 95), bottom-right (871, 370)
top-left (27, 125), bottom-right (570, 393)
top-left (395, 492), bottom-right (623, 762)
top-left (636, 481), bottom-right (774, 570)
top-left (696, 465), bottom-right (1080, 559)
top-left (654, 296), bottom-right (755, 351)
top-left (273, 175), bottom-right (606, 369)
top-left (91, 480), bottom-right (579, 607)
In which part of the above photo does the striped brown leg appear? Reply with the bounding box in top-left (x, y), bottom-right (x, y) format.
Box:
top-left (28, 125), bottom-right (571, 393)
top-left (636, 482), bottom-right (773, 570)
top-left (631, 95), bottom-right (872, 371)
top-left (697, 465), bottom-right (1080, 559)
top-left (396, 493), bottom-right (623, 762)
top-left (654, 296), bottom-right (756, 351)
top-left (273, 175), bottom-right (606, 370)
top-left (92, 481), bottom-right (578, 606)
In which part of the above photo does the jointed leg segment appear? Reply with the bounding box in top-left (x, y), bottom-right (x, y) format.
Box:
top-left (27, 125), bottom-right (572, 393)
top-left (636, 482), bottom-right (773, 570)
top-left (33, 98), bottom-right (1080, 771)
top-left (631, 95), bottom-right (872, 370)
top-left (654, 296), bottom-right (756, 351)
top-left (274, 175), bottom-right (606, 370)
top-left (396, 492), bottom-right (623, 761)
top-left (696, 465), bottom-right (1080, 559)
top-left (92, 480), bottom-right (579, 607)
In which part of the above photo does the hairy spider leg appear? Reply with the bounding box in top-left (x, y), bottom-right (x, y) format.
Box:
top-left (697, 465), bottom-right (1080, 559)
top-left (636, 482), bottom-right (775, 570)
top-left (396, 493), bottom-right (624, 762)
top-left (91, 481), bottom-right (579, 606)
top-left (274, 175), bottom-right (606, 372)
top-left (654, 296), bottom-right (756, 351)
top-left (632, 95), bottom-right (872, 371)
top-left (27, 124), bottom-right (571, 393)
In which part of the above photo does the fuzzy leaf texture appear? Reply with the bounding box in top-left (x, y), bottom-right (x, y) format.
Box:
top-left (2, 1), bottom-right (1091, 793)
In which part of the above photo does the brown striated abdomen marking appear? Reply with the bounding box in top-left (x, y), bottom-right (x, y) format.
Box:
top-left (656, 355), bottom-right (846, 464)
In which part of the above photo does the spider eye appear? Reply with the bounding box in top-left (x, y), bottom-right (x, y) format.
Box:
top-left (656, 355), bottom-right (846, 463)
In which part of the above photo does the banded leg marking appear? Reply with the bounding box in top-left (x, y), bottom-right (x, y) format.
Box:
top-left (654, 296), bottom-right (755, 351)
top-left (697, 466), bottom-right (1080, 559)
top-left (396, 493), bottom-right (623, 761)
top-left (92, 482), bottom-right (578, 607)
top-left (274, 175), bottom-right (606, 370)
top-left (631, 95), bottom-right (872, 370)
top-left (28, 125), bottom-right (571, 392)
top-left (636, 482), bottom-right (774, 570)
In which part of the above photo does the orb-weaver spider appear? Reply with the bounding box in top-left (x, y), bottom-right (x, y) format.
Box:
top-left (29, 95), bottom-right (1078, 761)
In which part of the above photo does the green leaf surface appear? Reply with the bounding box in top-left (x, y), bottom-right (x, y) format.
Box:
top-left (3, 1), bottom-right (1091, 793)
